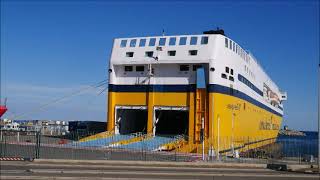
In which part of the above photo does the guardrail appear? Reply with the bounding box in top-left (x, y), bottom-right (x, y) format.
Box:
top-left (0, 130), bottom-right (318, 164)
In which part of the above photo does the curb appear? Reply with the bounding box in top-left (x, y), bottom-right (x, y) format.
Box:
top-left (266, 163), bottom-right (319, 174)
top-left (0, 157), bottom-right (34, 161)
top-left (33, 159), bottom-right (267, 168)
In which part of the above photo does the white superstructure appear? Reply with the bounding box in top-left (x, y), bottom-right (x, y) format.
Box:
top-left (108, 31), bottom-right (286, 116)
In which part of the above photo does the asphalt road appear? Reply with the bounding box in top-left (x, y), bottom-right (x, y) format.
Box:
top-left (0, 160), bottom-right (319, 180)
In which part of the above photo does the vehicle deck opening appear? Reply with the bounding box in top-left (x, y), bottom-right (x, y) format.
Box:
top-left (154, 108), bottom-right (189, 136)
top-left (115, 107), bottom-right (148, 135)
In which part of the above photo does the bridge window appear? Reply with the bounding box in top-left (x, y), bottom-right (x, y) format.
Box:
top-left (221, 73), bottom-right (227, 79)
top-left (136, 66), bottom-right (145, 72)
top-left (225, 38), bottom-right (228, 48)
top-left (193, 65), bottom-right (202, 71)
top-left (179, 37), bottom-right (187, 45)
top-left (231, 69), bottom-right (234, 75)
top-left (159, 38), bottom-right (166, 46)
top-left (229, 40), bottom-right (232, 50)
top-left (180, 65), bottom-right (189, 71)
top-left (233, 42), bottom-right (235, 52)
top-left (120, 40), bottom-right (127, 47)
top-left (145, 51), bottom-right (154, 57)
top-left (126, 52), bottom-right (134, 57)
top-left (201, 36), bottom-right (208, 44)
top-left (149, 38), bottom-right (156, 46)
top-left (167, 50), bottom-right (176, 56)
top-left (190, 37), bottom-right (197, 45)
top-left (225, 67), bottom-right (229, 73)
top-left (169, 37), bottom-right (176, 46)
top-left (124, 66), bottom-right (133, 72)
top-left (189, 50), bottom-right (198, 56)
top-left (139, 39), bottom-right (146, 47)
top-left (130, 39), bottom-right (137, 47)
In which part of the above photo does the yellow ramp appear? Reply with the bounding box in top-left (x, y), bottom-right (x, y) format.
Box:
top-left (79, 131), bottom-right (114, 142)
top-left (109, 133), bottom-right (152, 147)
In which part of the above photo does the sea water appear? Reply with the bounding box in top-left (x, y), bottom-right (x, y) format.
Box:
top-left (277, 131), bottom-right (319, 157)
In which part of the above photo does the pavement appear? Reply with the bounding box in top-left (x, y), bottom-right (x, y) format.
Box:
top-left (0, 159), bottom-right (319, 180)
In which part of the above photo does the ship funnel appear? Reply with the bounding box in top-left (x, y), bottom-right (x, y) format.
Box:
top-left (203, 28), bottom-right (225, 36)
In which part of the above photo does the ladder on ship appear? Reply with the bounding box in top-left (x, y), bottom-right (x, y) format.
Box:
top-left (195, 67), bottom-right (207, 144)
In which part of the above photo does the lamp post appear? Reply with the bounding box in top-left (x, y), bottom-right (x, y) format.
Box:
top-left (231, 112), bottom-right (235, 156)
top-left (202, 117), bottom-right (205, 161)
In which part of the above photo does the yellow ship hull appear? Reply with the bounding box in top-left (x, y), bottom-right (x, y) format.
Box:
top-left (106, 84), bottom-right (282, 154)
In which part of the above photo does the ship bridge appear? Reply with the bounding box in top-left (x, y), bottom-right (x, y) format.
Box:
top-left (110, 34), bottom-right (217, 65)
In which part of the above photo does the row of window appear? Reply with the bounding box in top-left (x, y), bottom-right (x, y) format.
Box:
top-left (179, 64), bottom-right (203, 71)
top-left (125, 50), bottom-right (198, 58)
top-left (244, 65), bottom-right (255, 80)
top-left (221, 66), bottom-right (234, 81)
top-left (238, 74), bottom-right (263, 96)
top-left (225, 38), bottom-right (251, 64)
top-left (124, 65), bottom-right (145, 72)
top-left (124, 65), bottom-right (203, 72)
top-left (120, 36), bottom-right (209, 48)
top-left (225, 67), bottom-right (234, 75)
top-left (221, 73), bottom-right (234, 81)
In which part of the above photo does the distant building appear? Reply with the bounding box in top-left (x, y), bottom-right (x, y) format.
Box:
top-left (1, 119), bottom-right (69, 136)
top-left (3, 122), bottom-right (20, 131)
top-left (68, 121), bottom-right (106, 134)
top-left (40, 120), bottom-right (69, 136)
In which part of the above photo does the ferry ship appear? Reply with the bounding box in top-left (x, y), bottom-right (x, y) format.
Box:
top-left (106, 29), bottom-right (287, 153)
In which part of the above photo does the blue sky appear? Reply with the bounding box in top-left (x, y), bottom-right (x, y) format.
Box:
top-left (0, 0), bottom-right (319, 131)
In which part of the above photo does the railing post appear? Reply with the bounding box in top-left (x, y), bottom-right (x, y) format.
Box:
top-left (35, 131), bottom-right (38, 158)
top-left (35, 131), bottom-right (41, 159)
top-left (175, 147), bottom-right (177, 162)
top-left (2, 133), bottom-right (7, 157)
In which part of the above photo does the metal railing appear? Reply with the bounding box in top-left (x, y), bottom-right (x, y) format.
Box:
top-left (0, 129), bottom-right (318, 164)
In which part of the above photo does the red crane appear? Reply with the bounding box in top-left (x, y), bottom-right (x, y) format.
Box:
top-left (0, 105), bottom-right (7, 118)
top-left (0, 98), bottom-right (7, 117)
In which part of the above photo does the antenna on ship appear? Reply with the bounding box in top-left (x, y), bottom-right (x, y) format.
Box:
top-left (162, 29), bottom-right (165, 36)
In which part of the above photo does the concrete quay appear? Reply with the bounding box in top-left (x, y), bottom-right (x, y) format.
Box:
top-left (0, 159), bottom-right (319, 180)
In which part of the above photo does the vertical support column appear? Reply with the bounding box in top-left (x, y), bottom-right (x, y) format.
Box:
top-left (204, 90), bottom-right (209, 140)
top-left (188, 91), bottom-right (195, 143)
top-left (107, 92), bottom-right (115, 132)
top-left (147, 87), bottom-right (154, 135)
top-left (195, 89), bottom-right (202, 143)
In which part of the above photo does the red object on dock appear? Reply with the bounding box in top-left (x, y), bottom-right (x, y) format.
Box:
top-left (0, 105), bottom-right (7, 117)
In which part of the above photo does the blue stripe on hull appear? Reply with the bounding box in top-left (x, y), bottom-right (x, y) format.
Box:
top-left (208, 84), bottom-right (283, 117)
top-left (108, 84), bottom-right (283, 117)
top-left (109, 84), bottom-right (196, 92)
